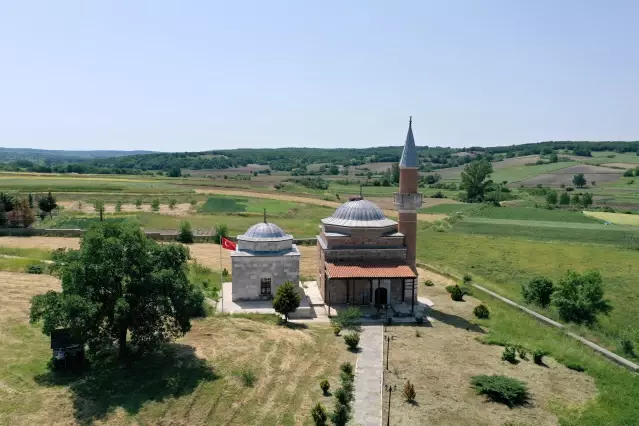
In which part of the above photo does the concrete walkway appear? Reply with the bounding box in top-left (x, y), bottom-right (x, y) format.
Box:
top-left (353, 324), bottom-right (383, 426)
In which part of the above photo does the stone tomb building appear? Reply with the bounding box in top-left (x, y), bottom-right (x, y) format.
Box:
top-left (230, 221), bottom-right (300, 301)
top-left (316, 118), bottom-right (422, 314)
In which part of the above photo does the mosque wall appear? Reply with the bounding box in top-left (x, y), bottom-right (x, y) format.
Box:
top-left (231, 254), bottom-right (300, 301)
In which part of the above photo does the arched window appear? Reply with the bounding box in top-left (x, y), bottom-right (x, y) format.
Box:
top-left (261, 278), bottom-right (272, 295)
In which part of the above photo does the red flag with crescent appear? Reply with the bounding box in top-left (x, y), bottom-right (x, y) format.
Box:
top-left (221, 237), bottom-right (236, 251)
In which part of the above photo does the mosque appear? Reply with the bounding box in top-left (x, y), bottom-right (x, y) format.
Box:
top-left (228, 118), bottom-right (422, 315)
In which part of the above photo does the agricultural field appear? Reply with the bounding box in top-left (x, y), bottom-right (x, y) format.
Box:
top-left (518, 164), bottom-right (623, 187)
top-left (584, 211), bottom-right (639, 225)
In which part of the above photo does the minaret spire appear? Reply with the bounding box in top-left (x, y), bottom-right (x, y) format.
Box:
top-left (400, 116), bottom-right (418, 168)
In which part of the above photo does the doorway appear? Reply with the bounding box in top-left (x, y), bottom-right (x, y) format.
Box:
top-left (374, 287), bottom-right (388, 305)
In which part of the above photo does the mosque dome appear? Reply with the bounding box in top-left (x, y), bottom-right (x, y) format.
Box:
top-left (239, 221), bottom-right (291, 241)
top-left (322, 196), bottom-right (397, 228)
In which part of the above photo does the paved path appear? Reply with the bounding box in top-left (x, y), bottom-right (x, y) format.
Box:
top-left (353, 324), bottom-right (383, 426)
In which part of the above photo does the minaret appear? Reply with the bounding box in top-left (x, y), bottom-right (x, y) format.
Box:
top-left (395, 117), bottom-right (422, 272)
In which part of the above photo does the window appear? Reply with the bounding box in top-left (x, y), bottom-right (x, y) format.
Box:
top-left (260, 278), bottom-right (272, 295)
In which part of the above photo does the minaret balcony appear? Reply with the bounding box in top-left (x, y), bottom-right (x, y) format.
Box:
top-left (393, 192), bottom-right (423, 211)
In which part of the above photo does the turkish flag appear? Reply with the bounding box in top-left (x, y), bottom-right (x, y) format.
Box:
top-left (221, 237), bottom-right (237, 251)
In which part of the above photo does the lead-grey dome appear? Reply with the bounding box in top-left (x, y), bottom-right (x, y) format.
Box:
top-left (322, 197), bottom-right (397, 228)
top-left (239, 222), bottom-right (291, 241)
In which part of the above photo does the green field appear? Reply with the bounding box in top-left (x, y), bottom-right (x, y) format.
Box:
top-left (418, 226), bottom-right (639, 353)
top-left (587, 151), bottom-right (639, 165)
top-left (198, 195), bottom-right (298, 215)
top-left (491, 161), bottom-right (577, 184)
top-left (467, 206), bottom-right (603, 223)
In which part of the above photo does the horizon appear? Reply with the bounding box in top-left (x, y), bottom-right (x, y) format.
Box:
top-left (1, 1), bottom-right (638, 151)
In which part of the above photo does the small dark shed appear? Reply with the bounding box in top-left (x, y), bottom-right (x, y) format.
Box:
top-left (50, 329), bottom-right (85, 369)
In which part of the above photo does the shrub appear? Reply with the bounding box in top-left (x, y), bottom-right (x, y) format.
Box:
top-left (272, 281), bottom-right (301, 323)
top-left (448, 285), bottom-right (464, 301)
top-left (403, 380), bottom-right (416, 402)
top-left (332, 324), bottom-right (342, 336)
top-left (222, 268), bottom-right (229, 277)
top-left (151, 199), bottom-right (160, 211)
top-left (115, 200), bottom-right (122, 212)
top-left (135, 197), bottom-right (142, 208)
top-left (339, 362), bottom-right (354, 378)
top-left (533, 349), bottom-right (547, 365)
top-left (213, 223), bottom-right (229, 244)
top-left (310, 402), bottom-right (328, 426)
top-left (566, 363), bottom-right (585, 372)
top-left (238, 369), bottom-right (257, 387)
top-left (168, 198), bottom-right (177, 209)
top-left (470, 375), bottom-right (529, 407)
top-left (473, 304), bottom-right (490, 319)
top-left (330, 307), bottom-right (362, 331)
top-left (26, 264), bottom-right (43, 274)
top-left (423, 279), bottom-right (434, 287)
top-left (552, 270), bottom-right (612, 325)
top-left (178, 220), bottom-right (194, 244)
top-left (463, 273), bottom-right (472, 283)
top-left (517, 346), bottom-right (528, 360)
top-left (501, 346), bottom-right (517, 363)
top-left (319, 379), bottom-right (330, 395)
top-left (621, 339), bottom-right (636, 358)
top-left (521, 276), bottom-right (554, 308)
top-left (565, 187), bottom-right (575, 192)
top-left (190, 198), bottom-right (197, 206)
top-left (344, 333), bottom-right (360, 350)
top-left (330, 402), bottom-right (350, 426)
top-left (334, 387), bottom-right (351, 406)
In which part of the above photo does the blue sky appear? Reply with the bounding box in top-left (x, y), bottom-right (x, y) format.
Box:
top-left (1, 1), bottom-right (637, 151)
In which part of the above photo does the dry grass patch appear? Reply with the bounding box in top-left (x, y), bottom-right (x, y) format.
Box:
top-left (0, 237), bottom-right (80, 251)
top-left (583, 211), bottom-right (639, 226)
top-left (385, 282), bottom-right (596, 426)
top-left (0, 271), bottom-right (354, 425)
top-left (59, 201), bottom-right (194, 216)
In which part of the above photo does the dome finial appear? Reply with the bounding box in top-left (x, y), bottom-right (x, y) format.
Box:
top-left (263, 208), bottom-right (267, 223)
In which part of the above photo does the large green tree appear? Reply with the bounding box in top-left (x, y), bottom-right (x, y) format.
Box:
top-left (552, 270), bottom-right (612, 325)
top-left (38, 191), bottom-right (57, 219)
top-left (572, 173), bottom-right (587, 188)
top-left (461, 160), bottom-right (494, 202)
top-left (30, 222), bottom-right (203, 359)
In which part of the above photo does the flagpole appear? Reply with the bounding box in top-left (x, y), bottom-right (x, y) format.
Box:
top-left (220, 235), bottom-right (224, 314)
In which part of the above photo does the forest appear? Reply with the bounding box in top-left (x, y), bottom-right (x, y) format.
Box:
top-left (1, 141), bottom-right (638, 175)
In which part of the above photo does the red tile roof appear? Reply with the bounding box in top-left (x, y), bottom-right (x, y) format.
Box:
top-left (325, 262), bottom-right (416, 279)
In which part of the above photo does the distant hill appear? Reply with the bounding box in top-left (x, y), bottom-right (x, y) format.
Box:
top-left (0, 147), bottom-right (155, 163)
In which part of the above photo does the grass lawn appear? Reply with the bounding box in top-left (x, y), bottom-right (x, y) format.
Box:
top-left (419, 203), bottom-right (477, 214)
top-left (417, 227), bottom-right (639, 355)
top-left (0, 246), bottom-right (52, 260)
top-left (0, 271), bottom-right (355, 425)
top-left (386, 281), bottom-right (598, 425)
top-left (588, 151), bottom-right (639, 165)
top-left (467, 206), bottom-right (603, 223)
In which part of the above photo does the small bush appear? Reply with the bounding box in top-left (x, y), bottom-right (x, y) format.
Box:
top-left (334, 387), bottom-right (351, 406)
top-left (332, 324), bottom-right (342, 336)
top-left (423, 279), bottom-right (434, 287)
top-left (473, 304), bottom-right (490, 319)
top-left (222, 268), bottom-right (229, 277)
top-left (470, 375), bottom-right (529, 407)
top-left (517, 346), bottom-right (528, 360)
top-left (310, 402), bottom-right (328, 426)
top-left (463, 273), bottom-right (472, 283)
top-left (344, 333), bottom-right (360, 350)
top-left (190, 199), bottom-right (197, 206)
top-left (26, 264), bottom-right (43, 274)
top-left (151, 199), bottom-right (160, 211)
top-left (339, 362), bottom-right (354, 378)
top-left (168, 198), bottom-right (177, 209)
top-left (566, 362), bottom-right (585, 372)
top-left (621, 339), bottom-right (636, 358)
top-left (533, 349), bottom-right (547, 365)
top-left (115, 200), bottom-right (122, 212)
top-left (501, 346), bottom-right (517, 363)
top-left (448, 285), bottom-right (464, 301)
top-left (403, 380), bottom-right (416, 402)
top-left (178, 220), bottom-right (194, 244)
top-left (521, 276), bottom-right (554, 308)
top-left (135, 198), bottom-right (142, 208)
top-left (330, 402), bottom-right (350, 426)
top-left (238, 369), bottom-right (257, 387)
top-left (319, 379), bottom-right (330, 395)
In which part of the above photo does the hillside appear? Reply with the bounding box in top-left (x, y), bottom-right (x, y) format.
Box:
top-left (0, 147), bottom-right (154, 162)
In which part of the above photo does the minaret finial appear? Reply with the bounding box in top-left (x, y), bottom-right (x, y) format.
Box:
top-left (263, 208), bottom-right (267, 223)
top-left (409, 116), bottom-right (412, 126)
